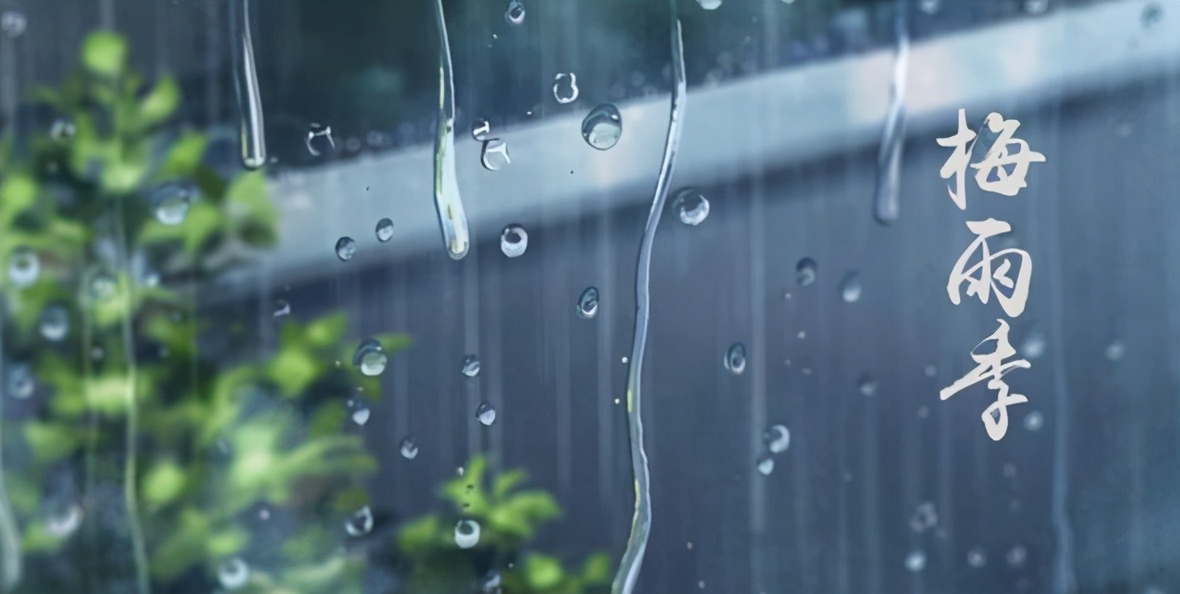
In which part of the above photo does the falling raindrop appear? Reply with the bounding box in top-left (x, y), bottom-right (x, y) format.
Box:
top-left (909, 501), bottom-right (938, 533)
top-left (50, 119), bottom-right (76, 142)
top-left (345, 505), bottom-right (374, 536)
top-left (840, 272), bottom-right (863, 303)
top-left (873, 3), bottom-right (909, 225)
top-left (400, 437), bottom-right (419, 460)
top-left (480, 139), bottom-right (512, 171)
top-left (46, 503), bottom-right (83, 538)
top-left (217, 557), bottom-right (250, 590)
top-left (1105, 340), bottom-right (1126, 362)
top-left (7, 364), bottom-right (34, 400)
top-left (476, 401), bottom-right (497, 426)
top-left (504, 0), bottom-right (525, 25)
top-left (472, 119), bottom-right (492, 141)
top-left (500, 225), bottom-right (529, 258)
top-left (1, 11), bottom-right (26, 38)
top-left (335, 237), bottom-right (357, 261)
top-left (553, 73), bottom-right (580, 104)
top-left (348, 399), bottom-right (371, 426)
top-left (231, 0), bottom-right (267, 168)
top-left (430, 0), bottom-right (471, 261)
top-left (353, 339), bottom-right (388, 376)
top-left (1006, 545), bottom-right (1027, 567)
top-left (919, 0), bottom-right (940, 14)
top-left (724, 343), bottom-right (747, 375)
top-left (577, 286), bottom-right (600, 319)
top-left (1023, 411), bottom-right (1043, 432)
top-left (39, 306), bottom-right (69, 341)
top-left (273, 299), bottom-right (290, 318)
top-left (375, 218), bottom-right (395, 243)
top-left (858, 375), bottom-right (878, 397)
top-left (671, 188), bottom-right (710, 225)
top-left (697, 0), bottom-right (722, 9)
top-left (1021, 331), bottom-right (1047, 359)
top-left (756, 455), bottom-right (775, 475)
top-left (305, 122), bottom-right (335, 156)
top-left (455, 519), bottom-right (481, 548)
top-left (150, 182), bottom-right (193, 225)
top-left (1023, 0), bottom-right (1049, 15)
top-left (764, 424), bottom-right (790, 454)
top-left (795, 258), bottom-right (817, 287)
top-left (461, 355), bottom-right (481, 378)
top-left (905, 550), bottom-right (927, 573)
top-left (8, 248), bottom-right (40, 288)
top-left (1142, 2), bottom-right (1163, 28)
top-left (581, 104), bottom-right (623, 151)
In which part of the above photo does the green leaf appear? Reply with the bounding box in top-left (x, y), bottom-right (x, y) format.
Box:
top-left (81, 31), bottom-right (127, 77)
top-left (578, 552), bottom-right (612, 585)
top-left (492, 469), bottom-right (527, 500)
top-left (524, 555), bottom-right (565, 591)
top-left (304, 313), bottom-right (348, 349)
top-left (397, 515), bottom-right (442, 554)
top-left (157, 132), bottom-right (208, 179)
top-left (267, 347), bottom-right (322, 396)
top-left (137, 75), bottom-right (180, 129)
top-left (23, 421), bottom-right (79, 465)
top-left (143, 460), bottom-right (187, 507)
top-left (0, 172), bottom-right (38, 226)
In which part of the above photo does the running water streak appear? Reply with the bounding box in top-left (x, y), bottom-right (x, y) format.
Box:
top-left (230, 0), bottom-right (266, 169)
top-left (431, 0), bottom-right (471, 260)
top-left (612, 9), bottom-right (686, 594)
top-left (873, 1), bottom-right (909, 224)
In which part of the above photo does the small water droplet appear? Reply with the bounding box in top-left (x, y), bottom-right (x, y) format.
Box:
top-left (621, 356), bottom-right (629, 364)
top-left (1, 11), bottom-right (26, 38)
top-left (967, 546), bottom-right (987, 568)
top-left (258, 507), bottom-right (270, 520)
top-left (335, 237), bottom-right (357, 261)
top-left (505, 0), bottom-right (525, 25)
top-left (476, 401), bottom-right (497, 426)
top-left (1023, 411), bottom-right (1043, 431)
top-left (39, 306), bottom-right (69, 341)
top-left (480, 139), bottom-right (511, 171)
top-left (89, 272), bottom-right (118, 302)
top-left (150, 182), bottom-right (193, 225)
top-left (1142, 2), bottom-right (1163, 28)
top-left (1024, 0), bottom-right (1049, 14)
top-left (306, 122), bottom-right (335, 156)
top-left (481, 571), bottom-right (503, 594)
top-left (345, 505), bottom-right (374, 536)
top-left (697, 0), bottom-right (723, 9)
top-left (724, 343), bottom-right (747, 375)
top-left (375, 218), bottom-right (395, 242)
top-left (919, 0), bottom-right (940, 14)
top-left (46, 503), bottom-right (82, 538)
top-left (7, 363), bottom-right (34, 400)
top-left (917, 406), bottom-right (930, 419)
top-left (50, 119), bottom-right (76, 142)
top-left (1105, 340), bottom-right (1126, 361)
top-left (400, 437), bottom-right (419, 459)
top-left (8, 247), bottom-right (40, 288)
top-left (455, 519), bottom-right (481, 548)
top-left (581, 104), bottom-right (623, 151)
top-left (273, 299), bottom-right (291, 318)
top-left (924, 365), bottom-right (937, 378)
top-left (671, 188), bottom-right (710, 225)
top-left (1021, 331), bottom-right (1047, 359)
top-left (839, 272), bottom-right (863, 303)
top-left (553, 73), bottom-right (580, 104)
top-left (858, 375), bottom-right (878, 397)
top-left (461, 355), bottom-right (481, 378)
top-left (764, 424), bottom-right (790, 454)
top-left (500, 225), bottom-right (529, 258)
top-left (353, 338), bottom-right (388, 376)
top-left (1006, 544), bottom-right (1027, 567)
top-left (348, 399), bottom-right (371, 426)
top-left (577, 286), bottom-right (600, 319)
top-left (756, 454), bottom-right (775, 475)
top-left (218, 557), bottom-right (250, 590)
top-left (909, 502), bottom-right (938, 533)
top-left (905, 550), bottom-right (927, 573)
top-left (795, 258), bottom-right (817, 287)
top-left (472, 118), bottom-right (492, 141)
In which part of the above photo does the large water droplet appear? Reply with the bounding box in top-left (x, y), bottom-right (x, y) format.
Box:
top-left (353, 339), bottom-right (388, 376)
top-left (500, 225), bottom-right (529, 258)
top-left (461, 355), bottom-right (481, 378)
top-left (472, 118), bottom-right (492, 141)
top-left (909, 502), bottom-right (938, 533)
top-left (273, 299), bottom-right (291, 318)
top-left (1006, 545), bottom-right (1027, 566)
top-left (46, 503), bottom-right (82, 538)
top-left (305, 122), bottom-right (335, 156)
top-left (7, 364), bottom-right (34, 400)
top-left (375, 218), bottom-right (395, 243)
top-left (967, 547), bottom-right (987, 568)
top-left (905, 550), bottom-right (927, 573)
top-left (348, 399), bottom-right (371, 426)
top-left (671, 188), bottom-right (710, 226)
top-left (1, 11), bottom-right (26, 38)
top-left (756, 454), bottom-right (775, 475)
top-left (858, 374), bottom-right (878, 397)
top-left (795, 258), bottom-right (817, 287)
top-left (581, 104), bottom-right (623, 151)
top-left (504, 0), bottom-right (525, 25)
top-left (476, 401), bottom-right (497, 426)
top-left (697, 0), bottom-right (723, 9)
top-left (218, 557), bottom-right (250, 590)
top-left (335, 237), bottom-right (357, 261)
top-left (150, 182), bottom-right (193, 225)
top-left (840, 272), bottom-right (863, 303)
top-left (1023, 0), bottom-right (1049, 14)
top-left (724, 343), bottom-right (747, 375)
top-left (1023, 411), bottom-right (1043, 432)
top-left (553, 73), bottom-right (579, 104)
top-left (345, 505), bottom-right (374, 536)
top-left (400, 437), bottom-right (419, 460)
top-left (764, 424), bottom-right (790, 454)
top-left (455, 519), bottom-right (481, 548)
top-left (39, 306), bottom-right (69, 341)
top-left (1105, 340), bottom-right (1126, 362)
top-left (8, 248), bottom-right (40, 288)
top-left (480, 139), bottom-right (511, 171)
top-left (577, 286), bottom-right (599, 319)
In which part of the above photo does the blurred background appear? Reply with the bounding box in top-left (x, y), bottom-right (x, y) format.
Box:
top-left (1, 0), bottom-right (1179, 593)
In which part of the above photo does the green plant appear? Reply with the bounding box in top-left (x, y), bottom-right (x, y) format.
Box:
top-left (396, 454), bottom-right (612, 594)
top-left (0, 31), bottom-right (406, 593)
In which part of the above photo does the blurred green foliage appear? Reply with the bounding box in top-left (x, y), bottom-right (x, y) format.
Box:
top-left (0, 31), bottom-right (407, 593)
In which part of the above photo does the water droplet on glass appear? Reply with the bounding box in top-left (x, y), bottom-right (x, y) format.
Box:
top-left (273, 299), bottom-right (290, 318)
top-left (345, 505), bottom-right (374, 536)
top-left (1024, 0), bottom-right (1049, 14)
top-left (724, 343), bottom-right (747, 375)
top-left (840, 272), bottom-right (863, 303)
top-left (7, 363), bottom-right (34, 400)
top-left (39, 306), bottom-right (69, 341)
top-left (1142, 2), bottom-right (1163, 28)
top-left (217, 557), bottom-right (250, 590)
top-left (697, 0), bottom-right (723, 9)
top-left (1105, 340), bottom-right (1126, 362)
top-left (50, 119), bottom-right (76, 142)
top-left (577, 286), bottom-right (600, 319)
top-left (476, 401), bottom-right (497, 426)
top-left (150, 182), bottom-right (193, 225)
top-left (8, 248), bottom-right (40, 288)
top-left (400, 437), bottom-right (419, 460)
top-left (553, 73), bottom-right (579, 104)
top-left (764, 424), bottom-right (790, 454)
top-left (795, 258), bottom-right (817, 287)
top-left (348, 399), bottom-right (371, 426)
top-left (305, 122), bottom-right (335, 156)
top-left (461, 355), bottom-right (481, 378)
top-left (500, 225), bottom-right (529, 258)
top-left (480, 139), bottom-right (511, 171)
top-left (1, 11), bottom-right (26, 38)
top-left (353, 338), bottom-right (388, 376)
top-left (335, 237), bottom-right (357, 261)
top-left (756, 454), bottom-right (775, 475)
top-left (46, 503), bottom-right (82, 538)
top-left (1006, 544), bottom-right (1027, 566)
top-left (858, 375), bottom-right (878, 397)
top-left (909, 502), bottom-right (938, 533)
top-left (1023, 411), bottom-right (1043, 432)
top-left (967, 546), bottom-right (987, 568)
top-left (472, 118), bottom-right (492, 141)
top-left (373, 218), bottom-right (396, 243)
top-left (504, 0), bottom-right (525, 25)
top-left (671, 188), bottom-right (710, 226)
top-left (481, 571), bottom-right (503, 594)
top-left (455, 519), bottom-right (481, 548)
top-left (581, 104), bottom-right (623, 151)
top-left (905, 550), bottom-right (927, 573)
top-left (919, 0), bottom-right (940, 14)
top-left (1020, 331), bottom-right (1046, 359)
